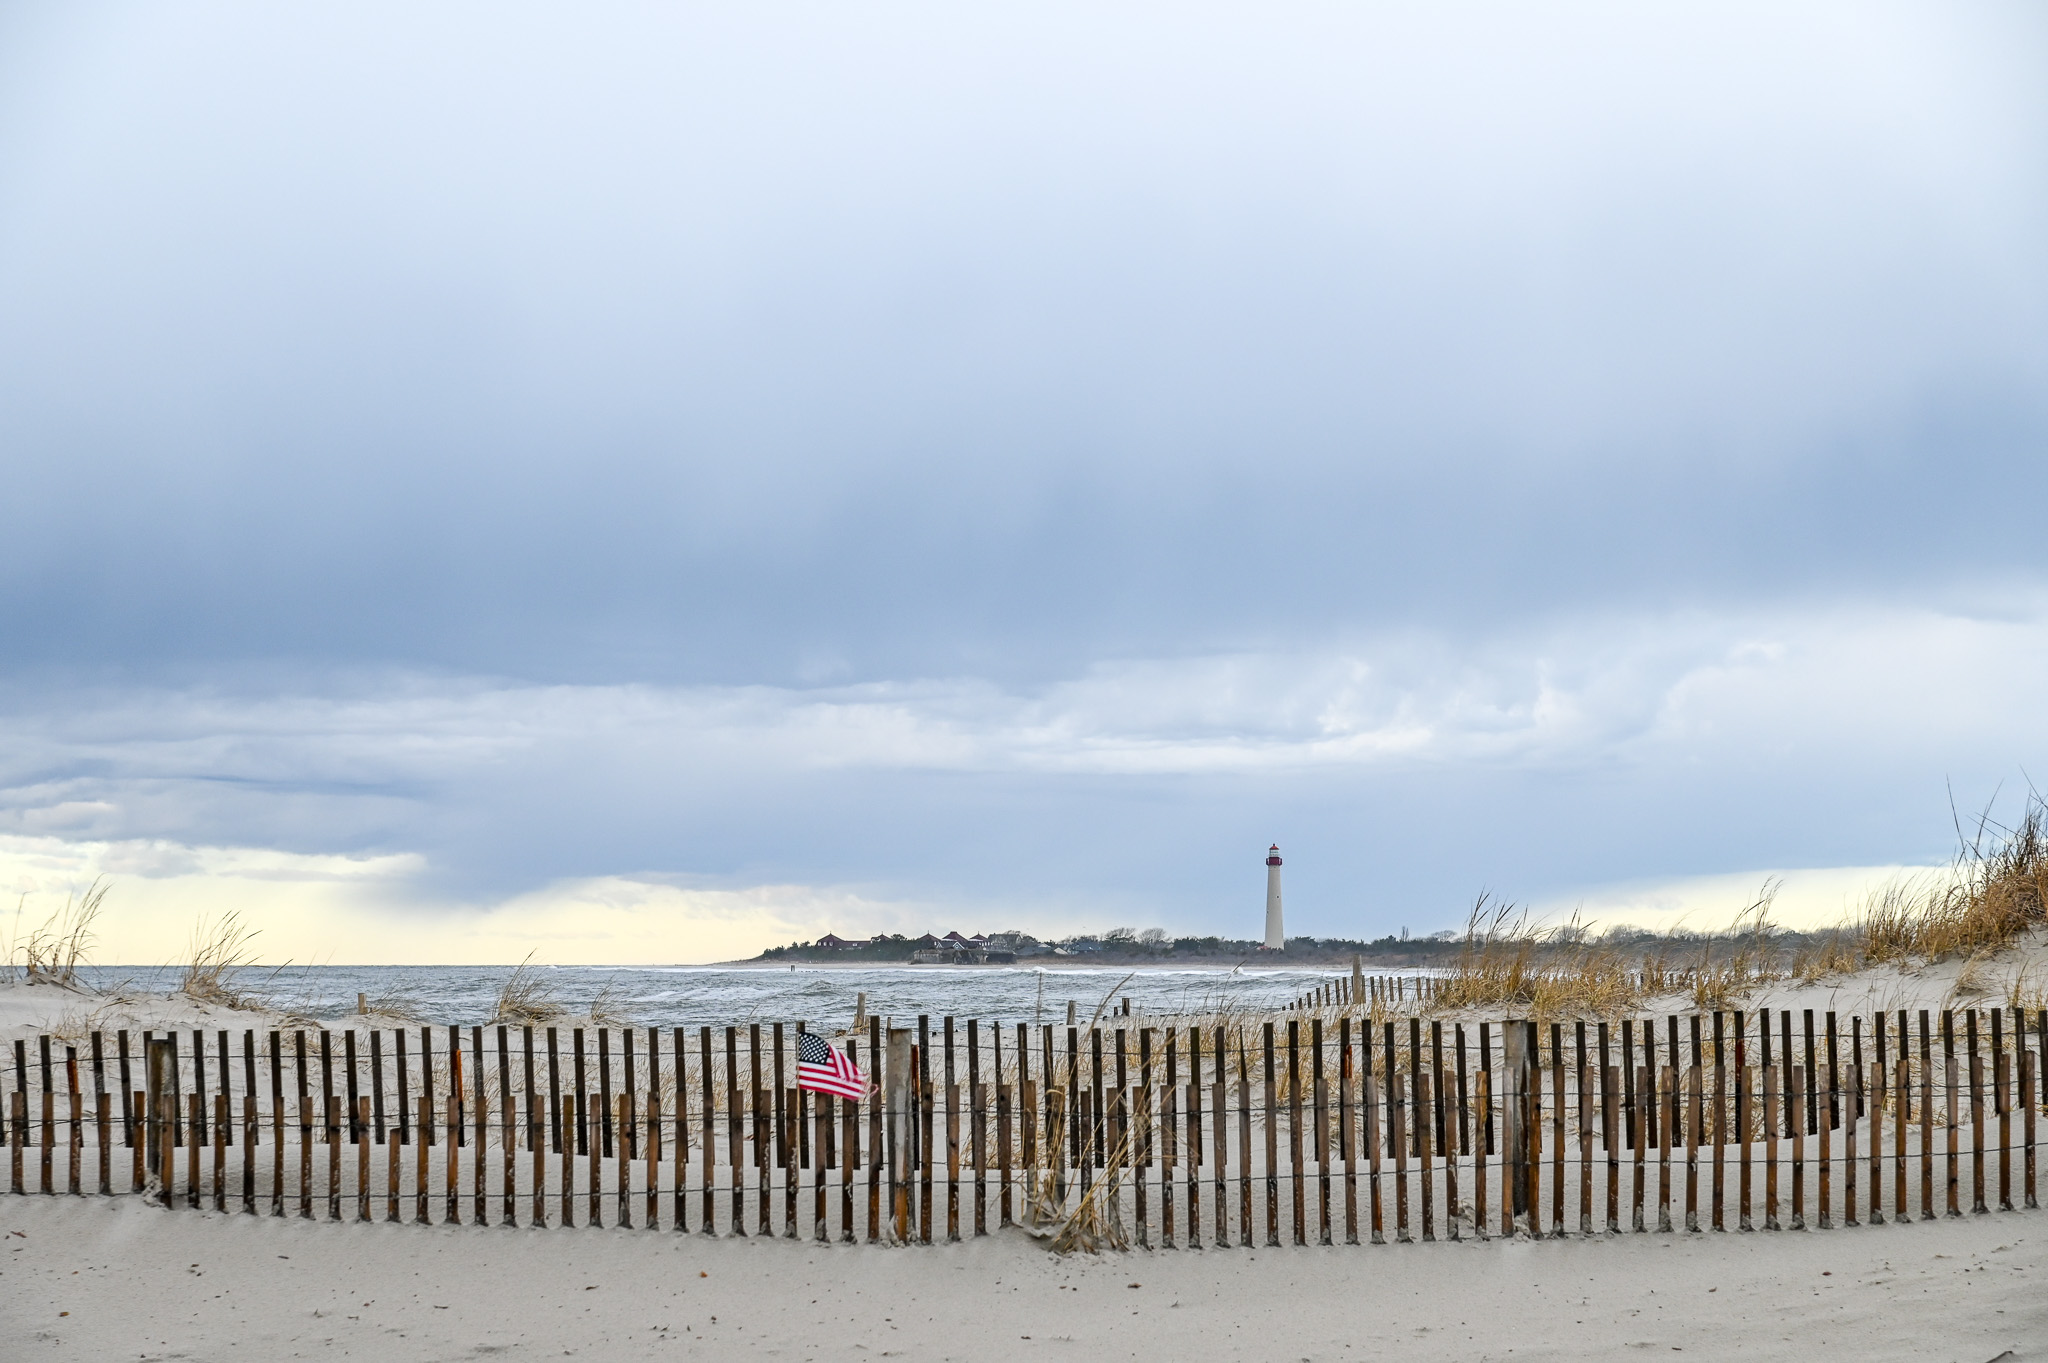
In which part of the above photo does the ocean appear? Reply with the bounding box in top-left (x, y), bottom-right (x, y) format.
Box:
top-left (72, 962), bottom-right (1385, 1028)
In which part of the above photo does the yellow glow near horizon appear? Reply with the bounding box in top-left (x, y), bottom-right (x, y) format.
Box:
top-left (1533, 862), bottom-right (1945, 937)
top-left (0, 832), bottom-right (1949, 967)
top-left (0, 835), bottom-right (921, 966)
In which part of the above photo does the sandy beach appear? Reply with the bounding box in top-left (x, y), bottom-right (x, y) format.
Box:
top-left (4, 951), bottom-right (2046, 1362)
top-left (3, 1191), bottom-right (2040, 1362)
top-left (5, 935), bottom-right (2043, 1361)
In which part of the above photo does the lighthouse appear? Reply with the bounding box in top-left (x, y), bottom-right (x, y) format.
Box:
top-left (1263, 844), bottom-right (1285, 950)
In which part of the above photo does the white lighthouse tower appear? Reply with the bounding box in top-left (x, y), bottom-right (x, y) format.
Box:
top-left (1263, 844), bottom-right (1285, 950)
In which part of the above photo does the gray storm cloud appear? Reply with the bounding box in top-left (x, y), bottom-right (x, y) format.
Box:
top-left (0, 1), bottom-right (2043, 939)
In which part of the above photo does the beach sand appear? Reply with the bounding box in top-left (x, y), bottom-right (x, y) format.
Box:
top-left (2, 1193), bottom-right (2040, 1362)
top-left (5, 941), bottom-right (2045, 1361)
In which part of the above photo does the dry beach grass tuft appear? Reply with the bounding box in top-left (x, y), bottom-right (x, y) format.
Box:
top-left (1861, 797), bottom-right (2047, 963)
top-left (489, 951), bottom-right (569, 1026)
top-left (4, 879), bottom-right (107, 988)
top-left (1416, 794), bottom-right (2048, 1024)
top-left (177, 910), bottom-right (267, 1010)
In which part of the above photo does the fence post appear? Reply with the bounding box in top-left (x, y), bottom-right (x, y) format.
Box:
top-left (1503, 1020), bottom-right (1537, 1236)
top-left (144, 1039), bottom-right (174, 1205)
top-left (886, 1026), bottom-right (913, 1242)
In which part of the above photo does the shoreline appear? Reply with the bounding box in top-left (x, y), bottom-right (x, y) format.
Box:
top-left (706, 958), bottom-right (1384, 971)
top-left (57, 960), bottom-right (1386, 972)
top-left (3, 941), bottom-right (2030, 1042)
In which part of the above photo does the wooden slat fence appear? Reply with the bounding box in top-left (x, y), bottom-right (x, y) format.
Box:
top-left (1290, 974), bottom-right (1447, 1011)
top-left (1283, 971), bottom-right (1784, 1014)
top-left (6, 1006), bottom-right (2042, 1245)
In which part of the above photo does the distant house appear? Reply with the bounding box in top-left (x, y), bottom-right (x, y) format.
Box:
top-left (815, 933), bottom-right (865, 950)
top-left (914, 930), bottom-right (1002, 965)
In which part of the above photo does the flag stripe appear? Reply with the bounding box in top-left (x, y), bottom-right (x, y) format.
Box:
top-left (796, 1035), bottom-right (868, 1101)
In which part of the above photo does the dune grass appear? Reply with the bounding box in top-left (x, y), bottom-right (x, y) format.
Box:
top-left (1860, 796), bottom-right (2046, 964)
top-left (586, 976), bottom-right (637, 1028)
top-left (1398, 796), bottom-right (2048, 1024)
top-left (361, 981), bottom-right (430, 1023)
top-left (1424, 895), bottom-right (1645, 1021)
top-left (178, 910), bottom-right (268, 1009)
top-left (5, 880), bottom-right (108, 988)
top-left (490, 952), bottom-right (568, 1026)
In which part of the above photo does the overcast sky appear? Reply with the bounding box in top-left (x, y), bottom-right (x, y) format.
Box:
top-left (2, 2), bottom-right (2045, 962)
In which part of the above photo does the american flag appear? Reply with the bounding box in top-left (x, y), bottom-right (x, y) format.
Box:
top-left (796, 1031), bottom-right (868, 1101)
